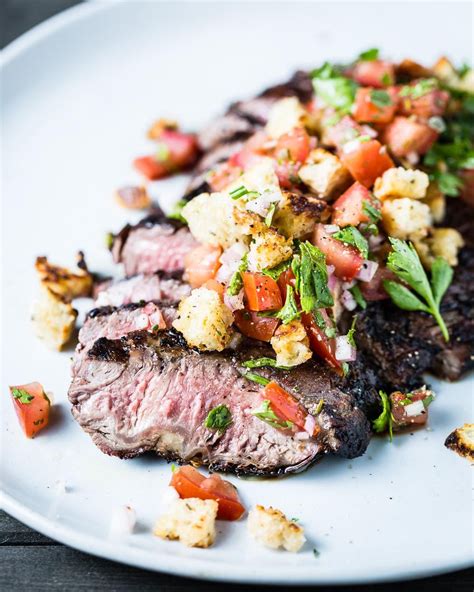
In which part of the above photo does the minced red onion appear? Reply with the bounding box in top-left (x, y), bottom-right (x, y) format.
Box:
top-left (304, 413), bottom-right (316, 436)
top-left (341, 289), bottom-right (357, 311)
top-left (224, 289), bottom-right (245, 312)
top-left (335, 335), bottom-right (357, 362)
top-left (324, 224), bottom-right (340, 235)
top-left (355, 260), bottom-right (379, 283)
top-left (405, 400), bottom-right (425, 417)
top-left (405, 151), bottom-right (419, 166)
top-left (217, 243), bottom-right (248, 283)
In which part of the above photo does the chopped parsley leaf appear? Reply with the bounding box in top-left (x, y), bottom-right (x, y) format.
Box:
top-left (293, 242), bottom-right (334, 312)
top-left (262, 258), bottom-right (291, 281)
top-left (204, 404), bottom-right (233, 434)
top-left (346, 315), bottom-right (358, 347)
top-left (311, 62), bottom-right (357, 113)
top-left (362, 200), bottom-right (382, 224)
top-left (227, 253), bottom-right (248, 296)
top-left (11, 388), bottom-right (34, 404)
top-left (358, 48), bottom-right (379, 61)
top-left (399, 78), bottom-right (438, 99)
top-left (276, 285), bottom-right (300, 324)
top-left (333, 226), bottom-right (369, 259)
top-left (370, 89), bottom-right (392, 108)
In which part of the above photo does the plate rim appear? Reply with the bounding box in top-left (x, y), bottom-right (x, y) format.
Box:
top-left (1, 0), bottom-right (473, 584)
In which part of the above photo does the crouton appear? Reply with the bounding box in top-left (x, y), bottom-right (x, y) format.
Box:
top-left (433, 57), bottom-right (474, 93)
top-left (173, 287), bottom-right (234, 351)
top-left (429, 228), bottom-right (464, 266)
top-left (247, 505), bottom-right (305, 552)
top-left (382, 198), bottom-right (432, 239)
top-left (273, 191), bottom-right (330, 239)
top-left (298, 149), bottom-right (350, 199)
top-left (31, 284), bottom-right (77, 350)
top-left (35, 253), bottom-right (92, 300)
top-left (154, 497), bottom-right (218, 548)
top-left (271, 320), bottom-right (312, 368)
top-left (445, 424), bottom-right (474, 462)
top-left (114, 185), bottom-right (151, 210)
top-left (373, 167), bottom-right (429, 200)
top-left (247, 229), bottom-right (293, 273)
top-left (422, 183), bottom-right (446, 223)
top-left (265, 97), bottom-right (306, 139)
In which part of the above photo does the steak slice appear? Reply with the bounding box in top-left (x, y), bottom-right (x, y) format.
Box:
top-left (69, 324), bottom-right (371, 475)
top-left (94, 270), bottom-right (191, 308)
top-left (111, 210), bottom-right (197, 276)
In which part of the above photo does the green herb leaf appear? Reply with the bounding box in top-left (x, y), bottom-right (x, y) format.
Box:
top-left (276, 285), bottom-right (300, 324)
top-left (432, 171), bottom-right (464, 196)
top-left (10, 388), bottom-right (35, 404)
top-left (431, 257), bottom-right (454, 306)
top-left (358, 48), bottom-right (379, 61)
top-left (155, 142), bottom-right (170, 162)
top-left (314, 399), bottom-right (324, 415)
top-left (168, 199), bottom-right (188, 224)
top-left (265, 203), bottom-right (277, 227)
top-left (295, 242), bottom-right (334, 312)
top-left (251, 399), bottom-right (294, 430)
top-left (372, 390), bottom-right (393, 441)
top-left (243, 371), bottom-right (270, 386)
top-left (243, 357), bottom-right (291, 370)
top-left (262, 258), bottom-right (291, 281)
top-left (229, 185), bottom-right (249, 200)
top-left (312, 63), bottom-right (357, 113)
top-left (370, 89), bottom-right (392, 108)
top-left (333, 226), bottom-right (369, 259)
top-left (381, 72), bottom-right (391, 86)
top-left (385, 239), bottom-right (451, 341)
top-left (399, 78), bottom-right (438, 99)
top-left (204, 404), bottom-right (233, 434)
top-left (349, 284), bottom-right (367, 310)
top-left (105, 232), bottom-right (114, 250)
top-left (346, 315), bottom-right (358, 347)
top-left (227, 253), bottom-right (248, 296)
top-left (362, 200), bottom-right (382, 224)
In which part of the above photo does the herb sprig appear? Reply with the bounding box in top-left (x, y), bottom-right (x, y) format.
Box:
top-left (311, 63), bottom-right (357, 113)
top-left (204, 405), bottom-right (233, 434)
top-left (372, 390), bottom-right (393, 441)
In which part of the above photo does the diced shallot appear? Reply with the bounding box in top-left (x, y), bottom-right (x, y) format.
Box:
top-left (216, 243), bottom-right (248, 284)
top-left (335, 335), bottom-right (357, 362)
top-left (355, 260), bottom-right (379, 283)
top-left (224, 289), bottom-right (245, 312)
top-left (341, 289), bottom-right (357, 311)
top-left (323, 224), bottom-right (340, 235)
top-left (304, 413), bottom-right (317, 436)
top-left (405, 400), bottom-right (425, 417)
top-left (295, 431), bottom-right (310, 440)
top-left (246, 189), bottom-right (281, 218)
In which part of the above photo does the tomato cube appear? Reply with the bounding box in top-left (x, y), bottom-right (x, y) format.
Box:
top-left (184, 244), bottom-right (222, 288)
top-left (312, 224), bottom-right (363, 281)
top-left (383, 116), bottom-right (438, 157)
top-left (332, 182), bottom-right (375, 227)
top-left (340, 139), bottom-right (394, 188)
top-left (233, 310), bottom-right (280, 341)
top-left (275, 127), bottom-right (311, 163)
top-left (242, 272), bottom-right (283, 311)
top-left (9, 382), bottom-right (50, 438)
top-left (353, 88), bottom-right (397, 124)
top-left (399, 89), bottom-right (450, 119)
top-left (353, 60), bottom-right (395, 88)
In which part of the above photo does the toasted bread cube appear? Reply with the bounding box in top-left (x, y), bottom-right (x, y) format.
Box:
top-left (248, 505), bottom-right (305, 552)
top-left (382, 198), bottom-right (432, 239)
top-left (298, 149), bottom-right (350, 199)
top-left (445, 424), bottom-right (474, 462)
top-left (429, 228), bottom-right (464, 266)
top-left (265, 97), bottom-right (306, 139)
top-left (247, 229), bottom-right (293, 273)
top-left (173, 287), bottom-right (234, 351)
top-left (273, 191), bottom-right (330, 239)
top-left (271, 320), bottom-right (312, 368)
top-left (35, 254), bottom-right (92, 300)
top-left (433, 57), bottom-right (474, 93)
top-left (373, 167), bottom-right (429, 200)
top-left (31, 284), bottom-right (77, 351)
top-left (154, 498), bottom-right (218, 548)
top-left (422, 183), bottom-right (446, 223)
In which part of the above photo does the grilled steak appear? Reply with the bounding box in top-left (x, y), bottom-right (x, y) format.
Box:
top-left (94, 270), bottom-right (191, 308)
top-left (111, 210), bottom-right (197, 276)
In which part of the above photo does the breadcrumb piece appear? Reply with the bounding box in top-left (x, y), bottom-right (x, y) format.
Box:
top-left (428, 228), bottom-right (464, 266)
top-left (422, 183), bottom-right (446, 223)
top-left (373, 167), bottom-right (429, 200)
top-left (154, 497), bottom-right (218, 548)
top-left (247, 229), bottom-right (293, 272)
top-left (298, 149), bottom-right (350, 199)
top-left (173, 287), bottom-right (234, 351)
top-left (35, 254), bottom-right (92, 300)
top-left (265, 97), bottom-right (306, 139)
top-left (445, 424), bottom-right (474, 462)
top-left (31, 284), bottom-right (77, 350)
top-left (271, 320), bottom-right (312, 367)
top-left (247, 505), bottom-right (305, 552)
top-left (381, 198), bottom-right (432, 239)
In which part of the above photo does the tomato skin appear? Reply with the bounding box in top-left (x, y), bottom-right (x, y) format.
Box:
top-left (340, 139), bottom-right (394, 188)
top-left (312, 224), bottom-right (363, 281)
top-left (359, 266), bottom-right (396, 301)
top-left (228, 131), bottom-right (268, 170)
top-left (208, 163), bottom-right (243, 192)
top-left (233, 310), bottom-right (280, 341)
top-left (353, 88), bottom-right (397, 124)
top-left (301, 313), bottom-right (341, 371)
top-left (383, 116), bottom-right (438, 158)
top-left (133, 156), bottom-right (169, 180)
top-left (170, 465), bottom-right (245, 521)
top-left (134, 131), bottom-right (198, 180)
top-left (242, 273), bottom-right (283, 312)
top-left (263, 381), bottom-right (319, 435)
top-left (184, 244), bottom-right (222, 289)
top-left (332, 182), bottom-right (375, 227)
top-left (398, 89), bottom-right (450, 119)
top-left (353, 60), bottom-right (395, 88)
top-left (9, 382), bottom-right (50, 438)
top-left (275, 127), bottom-right (311, 163)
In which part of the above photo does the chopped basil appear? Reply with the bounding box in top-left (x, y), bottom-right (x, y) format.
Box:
top-left (349, 284), bottom-right (367, 310)
top-left (372, 390), bottom-right (393, 441)
top-left (312, 62), bottom-right (357, 113)
top-left (333, 226), bottom-right (369, 259)
top-left (262, 258), bottom-right (291, 281)
top-left (204, 404), bottom-right (233, 433)
top-left (11, 388), bottom-right (34, 404)
top-left (243, 357), bottom-right (291, 370)
top-left (276, 285), bottom-right (300, 324)
top-left (370, 89), bottom-right (392, 108)
top-left (243, 371), bottom-right (270, 386)
top-left (265, 203), bottom-right (277, 227)
top-left (229, 185), bottom-right (249, 200)
top-left (399, 78), bottom-right (438, 99)
top-left (168, 199), bottom-right (188, 224)
top-left (362, 200), bottom-right (382, 224)
top-left (227, 253), bottom-right (248, 296)
top-left (251, 399), bottom-right (294, 430)
top-left (293, 242), bottom-right (334, 312)
top-left (358, 48), bottom-right (379, 61)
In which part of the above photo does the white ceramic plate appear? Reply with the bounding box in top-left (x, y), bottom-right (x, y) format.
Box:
top-left (1, 0), bottom-right (473, 584)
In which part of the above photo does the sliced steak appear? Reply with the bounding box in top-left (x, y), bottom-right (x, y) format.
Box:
top-left (69, 325), bottom-right (371, 475)
top-left (94, 271), bottom-right (191, 308)
top-left (111, 211), bottom-right (197, 276)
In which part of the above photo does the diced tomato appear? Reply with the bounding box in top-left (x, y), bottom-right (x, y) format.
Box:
top-left (202, 278), bottom-right (225, 297)
top-left (228, 131), bottom-right (268, 170)
top-left (359, 266), bottom-right (396, 301)
top-left (133, 156), bottom-right (169, 180)
top-left (340, 139), bottom-right (394, 188)
top-left (184, 244), bottom-right (222, 288)
top-left (390, 389), bottom-right (432, 428)
top-left (353, 60), bottom-right (395, 88)
top-left (242, 272), bottom-right (283, 312)
top-left (9, 382), bottom-right (50, 438)
top-left (353, 88), bottom-right (397, 124)
top-left (332, 182), bottom-right (376, 227)
top-left (399, 88), bottom-right (450, 119)
top-left (301, 312), bottom-right (341, 371)
top-left (312, 224), bottom-right (363, 281)
top-left (208, 162), bottom-right (243, 192)
top-left (170, 465), bottom-right (245, 521)
top-left (274, 160), bottom-right (302, 189)
top-left (275, 127), bottom-right (311, 163)
top-left (460, 168), bottom-right (474, 207)
top-left (383, 116), bottom-right (438, 158)
top-left (323, 115), bottom-right (365, 149)
top-left (263, 381), bottom-right (320, 436)
top-left (233, 310), bottom-right (280, 341)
